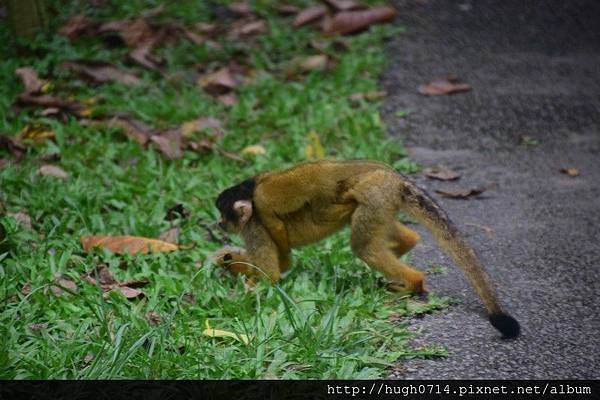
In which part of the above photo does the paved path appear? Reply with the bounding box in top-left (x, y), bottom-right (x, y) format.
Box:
top-left (382, 0), bottom-right (600, 379)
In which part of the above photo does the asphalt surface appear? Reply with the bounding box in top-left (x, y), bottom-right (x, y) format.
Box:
top-left (382, 0), bottom-right (600, 379)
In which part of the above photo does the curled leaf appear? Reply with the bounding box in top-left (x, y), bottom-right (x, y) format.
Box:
top-left (38, 165), bottom-right (69, 179)
top-left (293, 5), bottom-right (327, 27)
top-left (241, 144), bottom-right (266, 156)
top-left (322, 6), bottom-right (397, 35)
top-left (435, 187), bottom-right (485, 199)
top-left (418, 76), bottom-right (472, 96)
top-left (80, 235), bottom-right (179, 254)
top-left (198, 67), bottom-right (241, 95)
top-left (424, 167), bottom-right (461, 181)
top-left (202, 320), bottom-right (249, 345)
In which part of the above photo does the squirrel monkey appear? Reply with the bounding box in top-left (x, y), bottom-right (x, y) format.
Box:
top-left (214, 160), bottom-right (520, 338)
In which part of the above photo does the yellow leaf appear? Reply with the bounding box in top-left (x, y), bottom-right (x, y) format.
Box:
top-left (202, 320), bottom-right (250, 345)
top-left (241, 144), bottom-right (266, 156)
top-left (80, 235), bottom-right (179, 254)
top-left (304, 131), bottom-right (325, 160)
top-left (41, 81), bottom-right (53, 93)
top-left (18, 124), bottom-right (55, 144)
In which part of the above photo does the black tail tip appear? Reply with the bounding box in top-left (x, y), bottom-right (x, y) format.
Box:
top-left (489, 313), bottom-right (520, 339)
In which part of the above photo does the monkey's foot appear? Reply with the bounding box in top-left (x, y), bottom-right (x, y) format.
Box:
top-left (387, 282), bottom-right (428, 297)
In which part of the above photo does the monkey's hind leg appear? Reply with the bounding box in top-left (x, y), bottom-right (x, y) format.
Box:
top-left (350, 206), bottom-right (426, 294)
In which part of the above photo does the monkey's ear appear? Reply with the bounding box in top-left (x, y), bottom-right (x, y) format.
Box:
top-left (233, 200), bottom-right (253, 226)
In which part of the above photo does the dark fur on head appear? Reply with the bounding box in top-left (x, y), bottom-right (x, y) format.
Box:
top-left (216, 179), bottom-right (256, 223)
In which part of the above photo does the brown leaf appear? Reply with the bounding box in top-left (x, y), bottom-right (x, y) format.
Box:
top-left (17, 124), bottom-right (55, 144)
top-left (82, 353), bottom-right (95, 368)
top-left (435, 187), bottom-right (485, 199)
top-left (180, 28), bottom-right (206, 45)
top-left (418, 76), bottom-right (472, 96)
top-left (0, 134), bottom-right (26, 160)
top-left (82, 264), bottom-right (117, 287)
top-left (29, 323), bottom-right (48, 332)
top-left (15, 67), bottom-right (45, 94)
top-left (230, 19), bottom-right (267, 37)
top-left (276, 4), bottom-right (301, 15)
top-left (129, 41), bottom-right (163, 72)
top-left (322, 0), bottom-right (366, 12)
top-left (560, 167), bottom-right (580, 177)
top-left (8, 211), bottom-right (32, 229)
top-left (150, 129), bottom-right (183, 160)
top-left (80, 235), bottom-right (179, 254)
top-left (146, 311), bottom-right (161, 326)
top-left (116, 286), bottom-right (143, 299)
top-left (198, 67), bottom-right (241, 95)
top-left (51, 277), bottom-right (79, 296)
top-left (228, 2), bottom-right (252, 15)
top-left (16, 93), bottom-right (85, 116)
top-left (180, 117), bottom-right (223, 139)
top-left (108, 113), bottom-right (158, 145)
top-left (194, 22), bottom-right (218, 34)
top-left (424, 167), bottom-right (461, 181)
top-left (58, 15), bottom-right (98, 39)
top-left (299, 54), bottom-right (331, 72)
top-left (348, 90), bottom-right (386, 101)
top-left (188, 138), bottom-right (215, 153)
top-left (61, 60), bottom-right (140, 86)
top-left (322, 6), bottom-right (397, 35)
top-left (119, 279), bottom-right (149, 288)
top-left (38, 165), bottom-right (69, 179)
top-left (182, 292), bottom-right (196, 304)
top-left (293, 5), bottom-right (327, 28)
top-left (99, 18), bottom-right (154, 47)
top-left (158, 227), bottom-right (180, 244)
top-left (217, 93), bottom-right (239, 106)
top-left (21, 282), bottom-right (32, 296)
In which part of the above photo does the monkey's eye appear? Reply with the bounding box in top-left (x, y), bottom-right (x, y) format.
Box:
top-left (223, 253), bottom-right (233, 262)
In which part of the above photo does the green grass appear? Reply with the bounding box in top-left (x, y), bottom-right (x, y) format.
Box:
top-left (0, 0), bottom-right (447, 379)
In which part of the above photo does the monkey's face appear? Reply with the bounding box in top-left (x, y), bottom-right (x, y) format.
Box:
top-left (216, 180), bottom-right (256, 233)
top-left (217, 199), bottom-right (253, 233)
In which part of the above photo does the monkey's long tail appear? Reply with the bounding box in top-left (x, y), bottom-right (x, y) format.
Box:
top-left (398, 177), bottom-right (520, 338)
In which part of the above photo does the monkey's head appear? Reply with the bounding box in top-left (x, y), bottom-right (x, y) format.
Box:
top-left (215, 179), bottom-right (256, 233)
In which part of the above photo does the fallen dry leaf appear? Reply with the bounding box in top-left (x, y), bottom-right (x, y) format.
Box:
top-left (116, 286), bottom-right (143, 299)
top-left (98, 18), bottom-right (154, 47)
top-left (8, 211), bottom-right (32, 229)
top-left (299, 54), bottom-right (331, 72)
top-left (435, 187), bottom-right (485, 199)
top-left (293, 5), bottom-right (327, 27)
top-left (129, 41), bottom-right (163, 72)
top-left (202, 320), bottom-right (249, 345)
top-left (17, 124), bottom-right (55, 145)
top-left (0, 134), bottom-right (26, 160)
top-left (418, 76), bottom-right (472, 96)
top-left (228, 2), bottom-right (252, 15)
top-left (61, 60), bottom-right (140, 86)
top-left (82, 264), bottom-right (117, 287)
top-left (51, 276), bottom-right (79, 296)
top-left (348, 90), bottom-right (386, 101)
top-left (81, 353), bottom-right (95, 368)
top-left (305, 131), bottom-right (325, 160)
top-left (183, 292), bottom-right (196, 304)
top-left (150, 130), bottom-right (183, 160)
top-left (560, 167), bottom-right (580, 177)
top-left (158, 226), bottom-right (180, 244)
top-left (217, 93), bottom-right (239, 106)
top-left (180, 117), bottom-right (223, 138)
top-left (146, 311), bottom-right (161, 326)
top-left (80, 235), bottom-right (179, 254)
top-left (38, 165), bottom-right (69, 179)
top-left (21, 282), bottom-right (32, 296)
top-left (276, 4), bottom-right (301, 15)
top-left (15, 93), bottom-right (85, 116)
top-left (230, 18), bottom-right (267, 37)
top-left (198, 67), bottom-right (242, 95)
top-left (58, 15), bottom-right (98, 39)
top-left (241, 144), bottom-right (266, 156)
top-left (15, 67), bottom-right (46, 95)
top-left (322, 6), bottom-right (397, 35)
top-left (108, 113), bottom-right (158, 145)
top-left (322, 0), bottom-right (366, 12)
top-left (424, 167), bottom-right (461, 181)
top-left (29, 323), bottom-right (48, 332)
